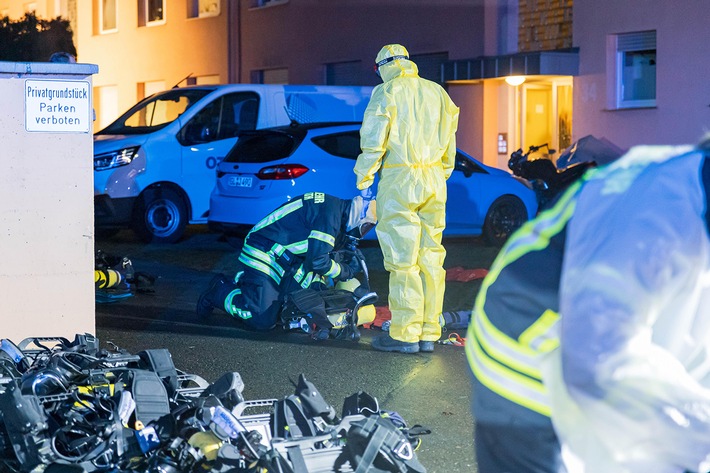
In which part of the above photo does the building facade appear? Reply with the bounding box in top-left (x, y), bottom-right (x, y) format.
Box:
top-left (3, 0), bottom-right (709, 167)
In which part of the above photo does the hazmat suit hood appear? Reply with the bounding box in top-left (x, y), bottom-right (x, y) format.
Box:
top-left (375, 44), bottom-right (419, 82)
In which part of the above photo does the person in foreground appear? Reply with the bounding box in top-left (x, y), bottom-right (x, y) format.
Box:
top-left (196, 192), bottom-right (376, 332)
top-left (465, 181), bottom-right (581, 472)
top-left (354, 43), bottom-right (459, 354)
top-left (542, 138), bottom-right (710, 473)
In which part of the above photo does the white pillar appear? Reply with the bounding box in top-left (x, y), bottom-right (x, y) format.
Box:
top-left (0, 61), bottom-right (98, 342)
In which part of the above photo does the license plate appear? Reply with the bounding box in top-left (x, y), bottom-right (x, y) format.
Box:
top-left (228, 176), bottom-right (253, 188)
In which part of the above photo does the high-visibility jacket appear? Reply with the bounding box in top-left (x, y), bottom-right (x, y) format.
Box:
top-left (239, 192), bottom-right (353, 289)
top-left (466, 182), bottom-right (582, 425)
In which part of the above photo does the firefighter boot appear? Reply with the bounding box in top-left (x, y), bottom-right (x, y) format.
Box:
top-left (196, 273), bottom-right (234, 318)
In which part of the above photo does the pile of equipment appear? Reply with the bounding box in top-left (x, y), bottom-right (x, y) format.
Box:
top-left (0, 334), bottom-right (429, 472)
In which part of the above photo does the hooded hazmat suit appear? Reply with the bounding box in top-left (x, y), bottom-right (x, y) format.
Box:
top-left (354, 44), bottom-right (459, 345)
top-left (539, 144), bottom-right (710, 473)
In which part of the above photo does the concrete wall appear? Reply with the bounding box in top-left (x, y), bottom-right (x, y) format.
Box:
top-left (573, 0), bottom-right (710, 148)
top-left (0, 61), bottom-right (97, 342)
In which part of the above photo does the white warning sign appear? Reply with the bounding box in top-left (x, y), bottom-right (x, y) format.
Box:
top-left (25, 79), bottom-right (91, 133)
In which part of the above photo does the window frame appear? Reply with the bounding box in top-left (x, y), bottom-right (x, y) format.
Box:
top-left (99, 0), bottom-right (118, 34)
top-left (614, 30), bottom-right (656, 109)
top-left (187, 0), bottom-right (220, 19)
top-left (144, 0), bottom-right (166, 26)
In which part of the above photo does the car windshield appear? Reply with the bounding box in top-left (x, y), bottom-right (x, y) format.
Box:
top-left (97, 88), bottom-right (213, 135)
top-left (224, 129), bottom-right (307, 163)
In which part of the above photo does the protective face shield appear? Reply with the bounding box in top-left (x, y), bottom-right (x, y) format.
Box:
top-left (346, 196), bottom-right (377, 239)
top-left (373, 44), bottom-right (409, 77)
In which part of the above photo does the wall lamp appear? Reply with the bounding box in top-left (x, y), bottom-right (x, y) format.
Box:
top-left (505, 76), bottom-right (526, 86)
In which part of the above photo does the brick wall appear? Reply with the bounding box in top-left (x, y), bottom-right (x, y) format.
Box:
top-left (518, 0), bottom-right (573, 52)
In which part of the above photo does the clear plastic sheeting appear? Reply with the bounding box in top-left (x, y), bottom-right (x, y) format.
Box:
top-left (542, 145), bottom-right (710, 473)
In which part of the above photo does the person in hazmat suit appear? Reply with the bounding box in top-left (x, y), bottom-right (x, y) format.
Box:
top-left (539, 139), bottom-right (710, 473)
top-left (354, 44), bottom-right (459, 354)
top-left (196, 192), bottom-right (377, 333)
top-left (466, 180), bottom-right (583, 472)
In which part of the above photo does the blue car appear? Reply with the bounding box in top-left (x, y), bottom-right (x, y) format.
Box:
top-left (208, 122), bottom-right (537, 246)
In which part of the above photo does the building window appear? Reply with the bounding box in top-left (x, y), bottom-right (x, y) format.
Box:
top-left (138, 80), bottom-right (166, 100)
top-left (252, 68), bottom-right (288, 84)
top-left (614, 30), bottom-right (656, 109)
top-left (187, 0), bottom-right (220, 18)
top-left (99, 0), bottom-right (117, 33)
top-left (250, 0), bottom-right (288, 8)
top-left (95, 85), bottom-right (119, 131)
top-left (325, 61), bottom-right (362, 86)
top-left (138, 0), bottom-right (165, 26)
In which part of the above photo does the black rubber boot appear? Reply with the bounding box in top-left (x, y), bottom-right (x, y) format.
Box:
top-left (196, 273), bottom-right (233, 318)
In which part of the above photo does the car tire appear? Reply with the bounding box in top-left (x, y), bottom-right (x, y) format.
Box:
top-left (482, 195), bottom-right (528, 247)
top-left (132, 187), bottom-right (187, 244)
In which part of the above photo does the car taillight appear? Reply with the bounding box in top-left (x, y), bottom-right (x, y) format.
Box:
top-left (256, 164), bottom-right (309, 180)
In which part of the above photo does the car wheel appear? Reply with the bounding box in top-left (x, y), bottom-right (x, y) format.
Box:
top-left (482, 195), bottom-right (528, 247)
top-left (132, 187), bottom-right (187, 244)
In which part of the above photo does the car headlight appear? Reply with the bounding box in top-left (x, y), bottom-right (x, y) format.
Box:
top-left (94, 146), bottom-right (140, 171)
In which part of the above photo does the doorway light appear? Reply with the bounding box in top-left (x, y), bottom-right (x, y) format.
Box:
top-left (505, 76), bottom-right (526, 86)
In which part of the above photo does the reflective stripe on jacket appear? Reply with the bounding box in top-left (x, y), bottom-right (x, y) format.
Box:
top-left (466, 182), bottom-right (581, 424)
top-left (238, 192), bottom-right (349, 287)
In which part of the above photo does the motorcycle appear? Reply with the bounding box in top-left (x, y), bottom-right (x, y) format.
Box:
top-left (509, 142), bottom-right (597, 211)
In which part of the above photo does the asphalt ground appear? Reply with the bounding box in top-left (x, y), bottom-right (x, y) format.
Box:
top-left (94, 226), bottom-right (501, 472)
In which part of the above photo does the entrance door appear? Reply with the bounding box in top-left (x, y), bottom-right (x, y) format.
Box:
top-left (520, 78), bottom-right (574, 158)
top-left (523, 84), bottom-right (553, 156)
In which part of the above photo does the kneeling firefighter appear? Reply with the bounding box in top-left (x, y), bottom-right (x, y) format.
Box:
top-left (196, 192), bottom-right (377, 331)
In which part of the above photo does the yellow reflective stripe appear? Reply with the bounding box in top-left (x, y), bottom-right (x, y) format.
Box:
top-left (465, 328), bottom-right (551, 417)
top-left (270, 243), bottom-right (286, 257)
top-left (473, 309), bottom-right (542, 379)
top-left (463, 183), bottom-right (583, 417)
top-left (242, 243), bottom-right (283, 273)
top-left (470, 191), bottom-right (578, 379)
top-left (284, 240), bottom-right (308, 254)
top-left (251, 199), bottom-right (304, 232)
top-left (324, 260), bottom-right (341, 278)
top-left (519, 309), bottom-right (560, 353)
top-left (313, 274), bottom-right (325, 285)
top-left (309, 230), bottom-right (335, 247)
top-left (300, 272), bottom-right (315, 288)
top-left (238, 253), bottom-right (282, 284)
top-left (494, 181), bottom-right (581, 268)
top-left (293, 265), bottom-right (305, 283)
top-left (224, 287), bottom-right (252, 320)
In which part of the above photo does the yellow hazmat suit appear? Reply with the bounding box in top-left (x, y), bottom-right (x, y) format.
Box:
top-left (354, 44), bottom-right (459, 344)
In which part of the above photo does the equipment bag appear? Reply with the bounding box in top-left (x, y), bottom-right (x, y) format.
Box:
top-left (283, 288), bottom-right (355, 329)
top-left (271, 394), bottom-right (319, 439)
top-left (271, 374), bottom-right (338, 439)
top-left (344, 416), bottom-right (427, 473)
